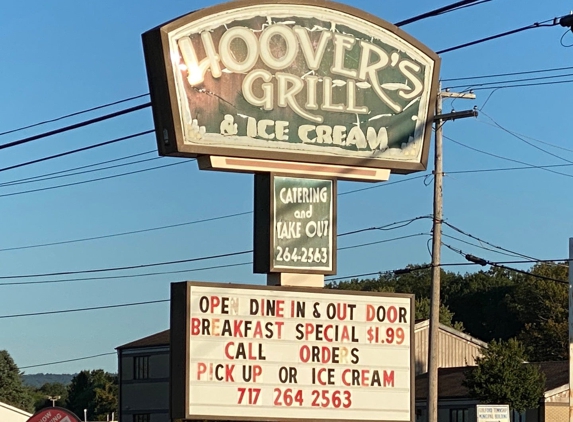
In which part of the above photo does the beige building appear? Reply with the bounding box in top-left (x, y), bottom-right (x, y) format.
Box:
top-left (414, 320), bottom-right (487, 375)
top-left (0, 401), bottom-right (32, 422)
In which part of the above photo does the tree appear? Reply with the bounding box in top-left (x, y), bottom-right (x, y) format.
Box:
top-left (67, 370), bottom-right (117, 421)
top-left (508, 262), bottom-right (568, 361)
top-left (0, 350), bottom-right (34, 412)
top-left (463, 339), bottom-right (545, 412)
top-left (415, 297), bottom-right (464, 331)
top-left (442, 267), bottom-right (522, 342)
top-left (31, 382), bottom-right (69, 411)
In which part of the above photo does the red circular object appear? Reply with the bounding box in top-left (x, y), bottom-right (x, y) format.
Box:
top-left (27, 407), bottom-right (82, 422)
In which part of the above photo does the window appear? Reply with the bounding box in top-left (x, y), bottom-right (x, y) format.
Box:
top-left (133, 414), bottom-right (150, 422)
top-left (450, 408), bottom-right (469, 422)
top-left (134, 356), bottom-right (149, 380)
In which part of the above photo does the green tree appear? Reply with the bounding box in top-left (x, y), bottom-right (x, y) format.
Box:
top-left (31, 382), bottom-right (69, 411)
top-left (415, 297), bottom-right (464, 331)
top-left (463, 339), bottom-right (545, 412)
top-left (442, 267), bottom-right (522, 342)
top-left (0, 350), bottom-right (34, 412)
top-left (67, 370), bottom-right (117, 421)
top-left (508, 262), bottom-right (568, 361)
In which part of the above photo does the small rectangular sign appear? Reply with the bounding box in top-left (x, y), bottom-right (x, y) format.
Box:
top-left (273, 176), bottom-right (335, 272)
top-left (476, 405), bottom-right (510, 422)
top-left (254, 174), bottom-right (336, 275)
top-left (170, 282), bottom-right (414, 421)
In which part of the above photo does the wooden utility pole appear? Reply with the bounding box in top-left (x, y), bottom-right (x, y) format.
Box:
top-left (427, 89), bottom-right (443, 422)
top-left (427, 89), bottom-right (476, 422)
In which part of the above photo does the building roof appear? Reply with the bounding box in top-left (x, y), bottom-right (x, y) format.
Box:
top-left (0, 400), bottom-right (32, 417)
top-left (414, 319), bottom-right (488, 348)
top-left (116, 329), bottom-right (169, 350)
top-left (415, 361), bottom-right (568, 400)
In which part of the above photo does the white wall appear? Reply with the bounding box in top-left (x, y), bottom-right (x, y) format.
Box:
top-left (0, 401), bottom-right (32, 422)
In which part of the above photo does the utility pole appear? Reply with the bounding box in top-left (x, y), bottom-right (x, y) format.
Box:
top-left (427, 88), bottom-right (476, 422)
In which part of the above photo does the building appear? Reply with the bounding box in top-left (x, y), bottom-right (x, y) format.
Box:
top-left (0, 401), bottom-right (32, 422)
top-left (117, 330), bottom-right (170, 422)
top-left (415, 361), bottom-right (569, 422)
top-left (116, 320), bottom-right (484, 421)
top-left (414, 319), bottom-right (487, 374)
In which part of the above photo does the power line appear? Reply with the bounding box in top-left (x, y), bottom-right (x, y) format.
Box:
top-left (0, 299), bottom-right (169, 320)
top-left (478, 110), bottom-right (573, 164)
top-left (441, 233), bottom-right (535, 260)
top-left (338, 233), bottom-right (430, 251)
top-left (0, 103), bottom-right (151, 151)
top-left (442, 221), bottom-right (539, 261)
top-left (0, 250), bottom-right (252, 280)
top-left (443, 71), bottom-right (573, 90)
top-left (469, 78), bottom-right (573, 91)
top-left (0, 155), bottom-right (159, 187)
top-left (2, 255), bottom-right (568, 319)
top-left (0, 211), bottom-right (251, 253)
top-left (0, 150), bottom-right (156, 187)
top-left (0, 130), bottom-right (154, 174)
top-left (394, 0), bottom-right (491, 27)
top-left (444, 134), bottom-right (573, 178)
top-left (4, 156), bottom-right (163, 188)
top-left (0, 227), bottom-right (430, 284)
top-left (442, 242), bottom-right (568, 284)
top-left (446, 162), bottom-right (573, 174)
top-left (476, 119), bottom-right (573, 154)
top-left (0, 94), bottom-right (149, 137)
top-left (20, 352), bottom-right (117, 370)
top-left (338, 216), bottom-right (431, 237)
top-left (0, 262), bottom-right (252, 287)
top-left (339, 174), bottom-right (428, 196)
top-left (441, 65), bottom-right (573, 82)
top-left (437, 18), bottom-right (559, 54)
top-left (0, 161), bottom-right (188, 198)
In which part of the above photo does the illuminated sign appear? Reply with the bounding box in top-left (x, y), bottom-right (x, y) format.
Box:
top-left (170, 282), bottom-right (414, 421)
top-left (143, 0), bottom-right (440, 173)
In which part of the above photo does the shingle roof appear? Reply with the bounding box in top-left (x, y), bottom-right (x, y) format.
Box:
top-left (116, 329), bottom-right (169, 350)
top-left (415, 361), bottom-right (568, 400)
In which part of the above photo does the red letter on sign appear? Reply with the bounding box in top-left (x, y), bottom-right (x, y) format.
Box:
top-left (366, 305), bottom-right (375, 321)
top-left (197, 363), bottom-right (207, 380)
top-left (191, 318), bottom-right (201, 336)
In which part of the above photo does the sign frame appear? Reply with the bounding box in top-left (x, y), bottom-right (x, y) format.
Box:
top-left (170, 281), bottom-right (415, 422)
top-left (142, 0), bottom-right (441, 174)
top-left (254, 173), bottom-right (337, 275)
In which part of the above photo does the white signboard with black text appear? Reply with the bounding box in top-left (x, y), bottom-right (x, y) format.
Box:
top-left (170, 282), bottom-right (414, 421)
top-left (476, 405), bottom-right (510, 422)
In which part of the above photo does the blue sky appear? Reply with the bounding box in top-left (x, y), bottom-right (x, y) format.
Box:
top-left (1, 0), bottom-right (572, 375)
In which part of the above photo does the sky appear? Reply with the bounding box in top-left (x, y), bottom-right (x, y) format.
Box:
top-left (1, 0), bottom-right (573, 375)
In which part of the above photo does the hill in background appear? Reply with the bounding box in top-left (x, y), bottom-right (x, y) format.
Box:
top-left (22, 373), bottom-right (75, 388)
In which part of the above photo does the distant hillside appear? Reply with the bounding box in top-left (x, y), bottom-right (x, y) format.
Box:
top-left (22, 373), bottom-right (75, 388)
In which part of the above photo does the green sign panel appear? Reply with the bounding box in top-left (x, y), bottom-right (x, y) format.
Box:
top-left (272, 176), bottom-right (335, 273)
top-left (143, 0), bottom-right (440, 173)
